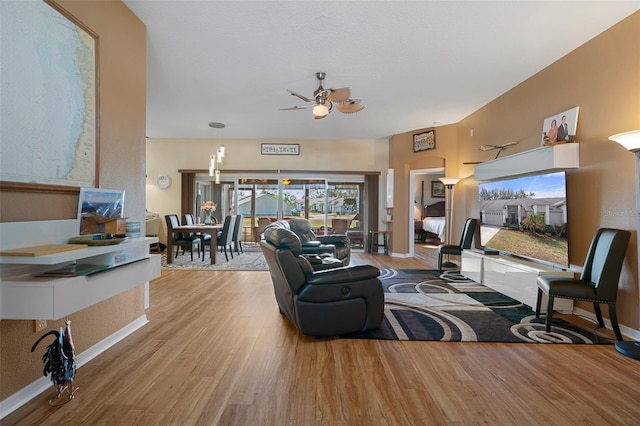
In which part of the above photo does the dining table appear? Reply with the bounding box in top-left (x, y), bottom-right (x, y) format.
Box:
top-left (166, 224), bottom-right (223, 264)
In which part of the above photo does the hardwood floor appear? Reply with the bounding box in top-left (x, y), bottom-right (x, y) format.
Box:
top-left (5, 245), bottom-right (640, 425)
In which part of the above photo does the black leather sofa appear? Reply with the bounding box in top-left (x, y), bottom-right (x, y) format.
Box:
top-left (264, 218), bottom-right (351, 265)
top-left (260, 227), bottom-right (384, 337)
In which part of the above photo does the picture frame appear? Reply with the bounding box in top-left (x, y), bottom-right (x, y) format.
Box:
top-left (541, 106), bottom-right (579, 146)
top-left (431, 181), bottom-right (445, 198)
top-left (77, 188), bottom-right (125, 235)
top-left (0, 1), bottom-right (98, 192)
top-left (413, 130), bottom-right (436, 152)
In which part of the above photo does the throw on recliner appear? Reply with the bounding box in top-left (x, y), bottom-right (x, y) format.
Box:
top-left (260, 227), bottom-right (384, 337)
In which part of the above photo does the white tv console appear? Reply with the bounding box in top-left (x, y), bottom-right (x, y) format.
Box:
top-left (0, 219), bottom-right (161, 320)
top-left (461, 249), bottom-right (574, 313)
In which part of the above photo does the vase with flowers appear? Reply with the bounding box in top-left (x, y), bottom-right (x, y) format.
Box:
top-left (200, 201), bottom-right (217, 225)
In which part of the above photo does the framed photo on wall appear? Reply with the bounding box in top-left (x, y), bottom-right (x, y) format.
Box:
top-left (413, 130), bottom-right (436, 152)
top-left (541, 106), bottom-right (579, 146)
top-left (431, 181), bottom-right (445, 198)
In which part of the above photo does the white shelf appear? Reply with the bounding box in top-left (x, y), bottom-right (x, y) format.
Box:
top-left (474, 143), bottom-right (579, 181)
top-left (0, 219), bottom-right (161, 320)
top-left (1, 256), bottom-right (160, 320)
top-left (0, 237), bottom-right (157, 265)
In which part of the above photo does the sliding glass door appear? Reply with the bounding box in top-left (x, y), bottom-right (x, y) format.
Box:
top-left (195, 175), bottom-right (364, 244)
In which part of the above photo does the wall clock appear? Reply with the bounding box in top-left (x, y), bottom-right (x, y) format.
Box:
top-left (157, 175), bottom-right (171, 189)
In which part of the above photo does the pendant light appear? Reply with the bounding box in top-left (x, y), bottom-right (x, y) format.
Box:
top-left (208, 122), bottom-right (226, 182)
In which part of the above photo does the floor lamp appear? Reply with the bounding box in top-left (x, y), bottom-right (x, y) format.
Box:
top-left (609, 129), bottom-right (640, 361)
top-left (439, 177), bottom-right (461, 268)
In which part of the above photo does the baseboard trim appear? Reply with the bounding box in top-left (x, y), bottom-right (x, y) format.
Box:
top-left (572, 306), bottom-right (640, 341)
top-left (0, 315), bottom-right (148, 420)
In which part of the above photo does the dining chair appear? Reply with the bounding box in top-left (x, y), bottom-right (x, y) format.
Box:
top-left (182, 213), bottom-right (211, 260)
top-left (437, 218), bottom-right (478, 272)
top-left (255, 217), bottom-right (271, 242)
top-left (233, 214), bottom-right (244, 255)
top-left (536, 228), bottom-right (630, 340)
top-left (330, 218), bottom-right (349, 235)
top-left (215, 215), bottom-right (235, 261)
top-left (164, 214), bottom-right (201, 261)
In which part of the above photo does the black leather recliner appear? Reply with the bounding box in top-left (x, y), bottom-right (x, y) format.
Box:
top-left (264, 218), bottom-right (351, 265)
top-left (260, 227), bottom-right (384, 337)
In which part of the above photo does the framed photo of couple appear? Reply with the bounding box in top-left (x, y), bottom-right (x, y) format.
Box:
top-left (541, 106), bottom-right (579, 146)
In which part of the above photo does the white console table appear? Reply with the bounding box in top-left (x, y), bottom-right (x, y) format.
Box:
top-left (0, 220), bottom-right (161, 320)
top-left (461, 249), bottom-right (574, 313)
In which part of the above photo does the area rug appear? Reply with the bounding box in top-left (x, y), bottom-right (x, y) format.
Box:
top-left (161, 243), bottom-right (268, 271)
top-left (344, 269), bottom-right (611, 344)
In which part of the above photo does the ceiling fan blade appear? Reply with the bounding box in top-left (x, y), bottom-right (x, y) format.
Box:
top-left (479, 145), bottom-right (499, 151)
top-left (287, 89), bottom-right (312, 103)
top-left (336, 100), bottom-right (365, 114)
top-left (279, 105), bottom-right (308, 111)
top-left (327, 87), bottom-right (350, 103)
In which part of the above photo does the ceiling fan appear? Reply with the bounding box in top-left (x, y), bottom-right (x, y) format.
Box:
top-left (463, 141), bottom-right (519, 164)
top-left (281, 72), bottom-right (365, 119)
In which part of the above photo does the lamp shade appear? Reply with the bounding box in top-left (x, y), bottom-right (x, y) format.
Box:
top-left (439, 177), bottom-right (461, 187)
top-left (609, 130), bottom-right (640, 152)
top-left (313, 104), bottom-right (329, 117)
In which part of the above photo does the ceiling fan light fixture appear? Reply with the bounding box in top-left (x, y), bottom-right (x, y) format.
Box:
top-left (313, 103), bottom-right (329, 117)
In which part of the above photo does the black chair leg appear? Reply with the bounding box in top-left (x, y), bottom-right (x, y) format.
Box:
top-left (223, 247), bottom-right (229, 261)
top-left (437, 252), bottom-right (443, 272)
top-left (535, 289), bottom-right (543, 318)
top-left (593, 302), bottom-right (605, 328)
top-left (608, 303), bottom-right (623, 341)
top-left (545, 295), bottom-right (555, 332)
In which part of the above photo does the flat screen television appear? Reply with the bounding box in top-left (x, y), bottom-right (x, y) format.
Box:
top-left (478, 171), bottom-right (568, 268)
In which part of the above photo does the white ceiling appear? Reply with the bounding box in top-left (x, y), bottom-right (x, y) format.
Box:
top-left (123, 1), bottom-right (639, 141)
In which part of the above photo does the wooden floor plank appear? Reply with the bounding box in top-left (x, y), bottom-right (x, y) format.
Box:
top-left (3, 245), bottom-right (640, 425)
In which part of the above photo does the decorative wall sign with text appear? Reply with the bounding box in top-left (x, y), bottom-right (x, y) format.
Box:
top-left (261, 143), bottom-right (300, 155)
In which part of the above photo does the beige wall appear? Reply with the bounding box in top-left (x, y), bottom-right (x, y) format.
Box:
top-left (0, 1), bottom-right (146, 401)
top-left (391, 12), bottom-right (640, 329)
top-left (146, 137), bottom-right (389, 244)
top-left (2, 2), bottom-right (638, 406)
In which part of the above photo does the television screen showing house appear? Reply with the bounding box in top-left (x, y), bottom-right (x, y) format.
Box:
top-left (478, 171), bottom-right (568, 267)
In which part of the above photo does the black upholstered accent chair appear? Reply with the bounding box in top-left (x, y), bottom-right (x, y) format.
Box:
top-left (438, 218), bottom-right (478, 272)
top-left (265, 218), bottom-right (351, 265)
top-left (164, 214), bottom-right (201, 261)
top-left (260, 227), bottom-right (384, 337)
top-left (233, 214), bottom-right (244, 255)
top-left (536, 228), bottom-right (630, 341)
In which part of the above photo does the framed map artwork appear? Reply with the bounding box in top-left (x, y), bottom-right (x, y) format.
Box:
top-left (0, 1), bottom-right (98, 191)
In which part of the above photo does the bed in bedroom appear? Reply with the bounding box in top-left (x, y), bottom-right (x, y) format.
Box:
top-left (420, 201), bottom-right (446, 244)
